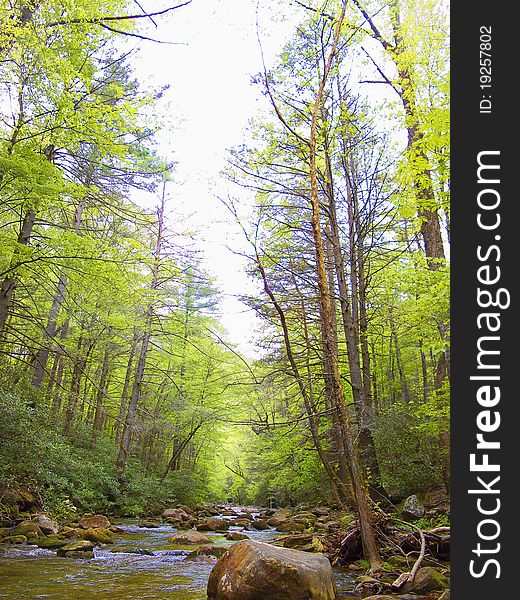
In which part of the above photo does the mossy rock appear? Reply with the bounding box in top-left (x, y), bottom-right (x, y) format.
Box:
top-left (339, 514), bottom-right (355, 527)
top-left (78, 514), bottom-right (111, 530)
top-left (110, 545), bottom-right (154, 556)
top-left (57, 540), bottom-right (95, 557)
top-left (279, 521), bottom-right (306, 533)
top-left (1, 535), bottom-right (27, 544)
top-left (225, 532), bottom-right (249, 541)
top-left (36, 535), bottom-right (69, 550)
top-left (12, 521), bottom-right (44, 539)
top-left (185, 545), bottom-right (228, 561)
top-left (60, 526), bottom-right (84, 539)
top-left (292, 513), bottom-right (318, 526)
top-left (138, 521), bottom-right (160, 528)
top-left (403, 567), bottom-right (449, 594)
top-left (168, 531), bottom-right (213, 545)
top-left (82, 527), bottom-right (113, 544)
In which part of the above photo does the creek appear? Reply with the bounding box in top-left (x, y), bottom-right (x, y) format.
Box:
top-left (0, 508), bottom-right (358, 599)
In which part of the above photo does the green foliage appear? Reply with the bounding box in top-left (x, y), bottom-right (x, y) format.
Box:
top-left (414, 513), bottom-right (450, 530)
top-left (0, 389), bottom-right (119, 513)
top-left (373, 403), bottom-right (446, 496)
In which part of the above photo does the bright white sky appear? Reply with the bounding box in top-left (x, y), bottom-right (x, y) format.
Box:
top-left (129, 0), bottom-right (303, 358)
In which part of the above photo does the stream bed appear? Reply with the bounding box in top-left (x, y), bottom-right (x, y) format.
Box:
top-left (0, 512), bottom-right (358, 599)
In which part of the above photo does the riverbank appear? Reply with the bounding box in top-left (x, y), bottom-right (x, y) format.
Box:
top-left (0, 501), bottom-right (450, 599)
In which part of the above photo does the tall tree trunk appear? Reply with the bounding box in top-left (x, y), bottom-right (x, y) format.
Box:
top-left (257, 257), bottom-right (347, 508)
top-left (115, 330), bottom-right (139, 445)
top-left (117, 184), bottom-right (166, 474)
top-left (324, 137), bottom-right (384, 495)
top-left (307, 1), bottom-right (381, 570)
top-left (33, 197), bottom-right (87, 387)
top-left (0, 210), bottom-right (36, 335)
top-left (91, 339), bottom-right (112, 448)
top-left (63, 336), bottom-right (86, 436)
top-left (388, 308), bottom-right (410, 404)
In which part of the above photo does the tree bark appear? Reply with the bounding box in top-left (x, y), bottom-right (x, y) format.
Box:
top-left (91, 340), bottom-right (112, 448)
top-left (117, 184), bottom-right (166, 474)
top-left (0, 210), bottom-right (36, 335)
top-left (307, 1), bottom-right (381, 570)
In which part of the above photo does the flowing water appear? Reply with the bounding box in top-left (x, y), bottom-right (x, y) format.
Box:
top-left (0, 508), bottom-right (358, 599)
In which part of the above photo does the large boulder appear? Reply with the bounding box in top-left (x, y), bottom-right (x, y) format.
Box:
top-left (207, 540), bottom-right (338, 600)
top-left (78, 514), bottom-right (111, 530)
top-left (194, 503), bottom-right (220, 516)
top-left (400, 495), bottom-right (425, 520)
top-left (168, 531), bottom-right (213, 545)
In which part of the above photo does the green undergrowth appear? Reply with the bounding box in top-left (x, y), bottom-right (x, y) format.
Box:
top-left (0, 388), bottom-right (212, 518)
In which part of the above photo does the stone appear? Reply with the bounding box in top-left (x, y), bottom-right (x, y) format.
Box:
top-left (161, 508), bottom-right (190, 521)
top-left (225, 531), bottom-right (249, 541)
top-left (109, 525), bottom-right (124, 533)
top-left (312, 508), bottom-right (330, 517)
top-left (197, 518), bottom-right (230, 532)
top-left (60, 526), bottom-right (84, 539)
top-left (60, 550), bottom-right (94, 559)
top-left (82, 527), bottom-right (113, 544)
top-left (36, 535), bottom-right (69, 550)
top-left (168, 531), bottom-right (213, 545)
top-left (185, 545), bottom-right (229, 561)
top-left (195, 503), bottom-right (220, 516)
top-left (111, 545), bottom-right (154, 555)
top-left (235, 512), bottom-right (252, 520)
top-left (402, 567), bottom-right (449, 594)
top-left (78, 514), bottom-right (111, 530)
top-left (207, 540), bottom-right (338, 600)
top-left (250, 519), bottom-right (270, 530)
top-left (280, 536), bottom-right (324, 553)
top-left (267, 508), bottom-right (292, 528)
top-left (231, 519), bottom-right (251, 528)
top-left (57, 540), bottom-right (95, 557)
top-left (12, 521), bottom-right (44, 539)
top-left (292, 513), bottom-right (318, 526)
top-left (139, 521), bottom-right (160, 528)
top-left (32, 515), bottom-right (59, 535)
top-left (400, 495), bottom-right (425, 520)
top-left (279, 521), bottom-right (306, 533)
top-left (353, 575), bottom-right (386, 595)
top-left (1, 535), bottom-right (27, 544)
